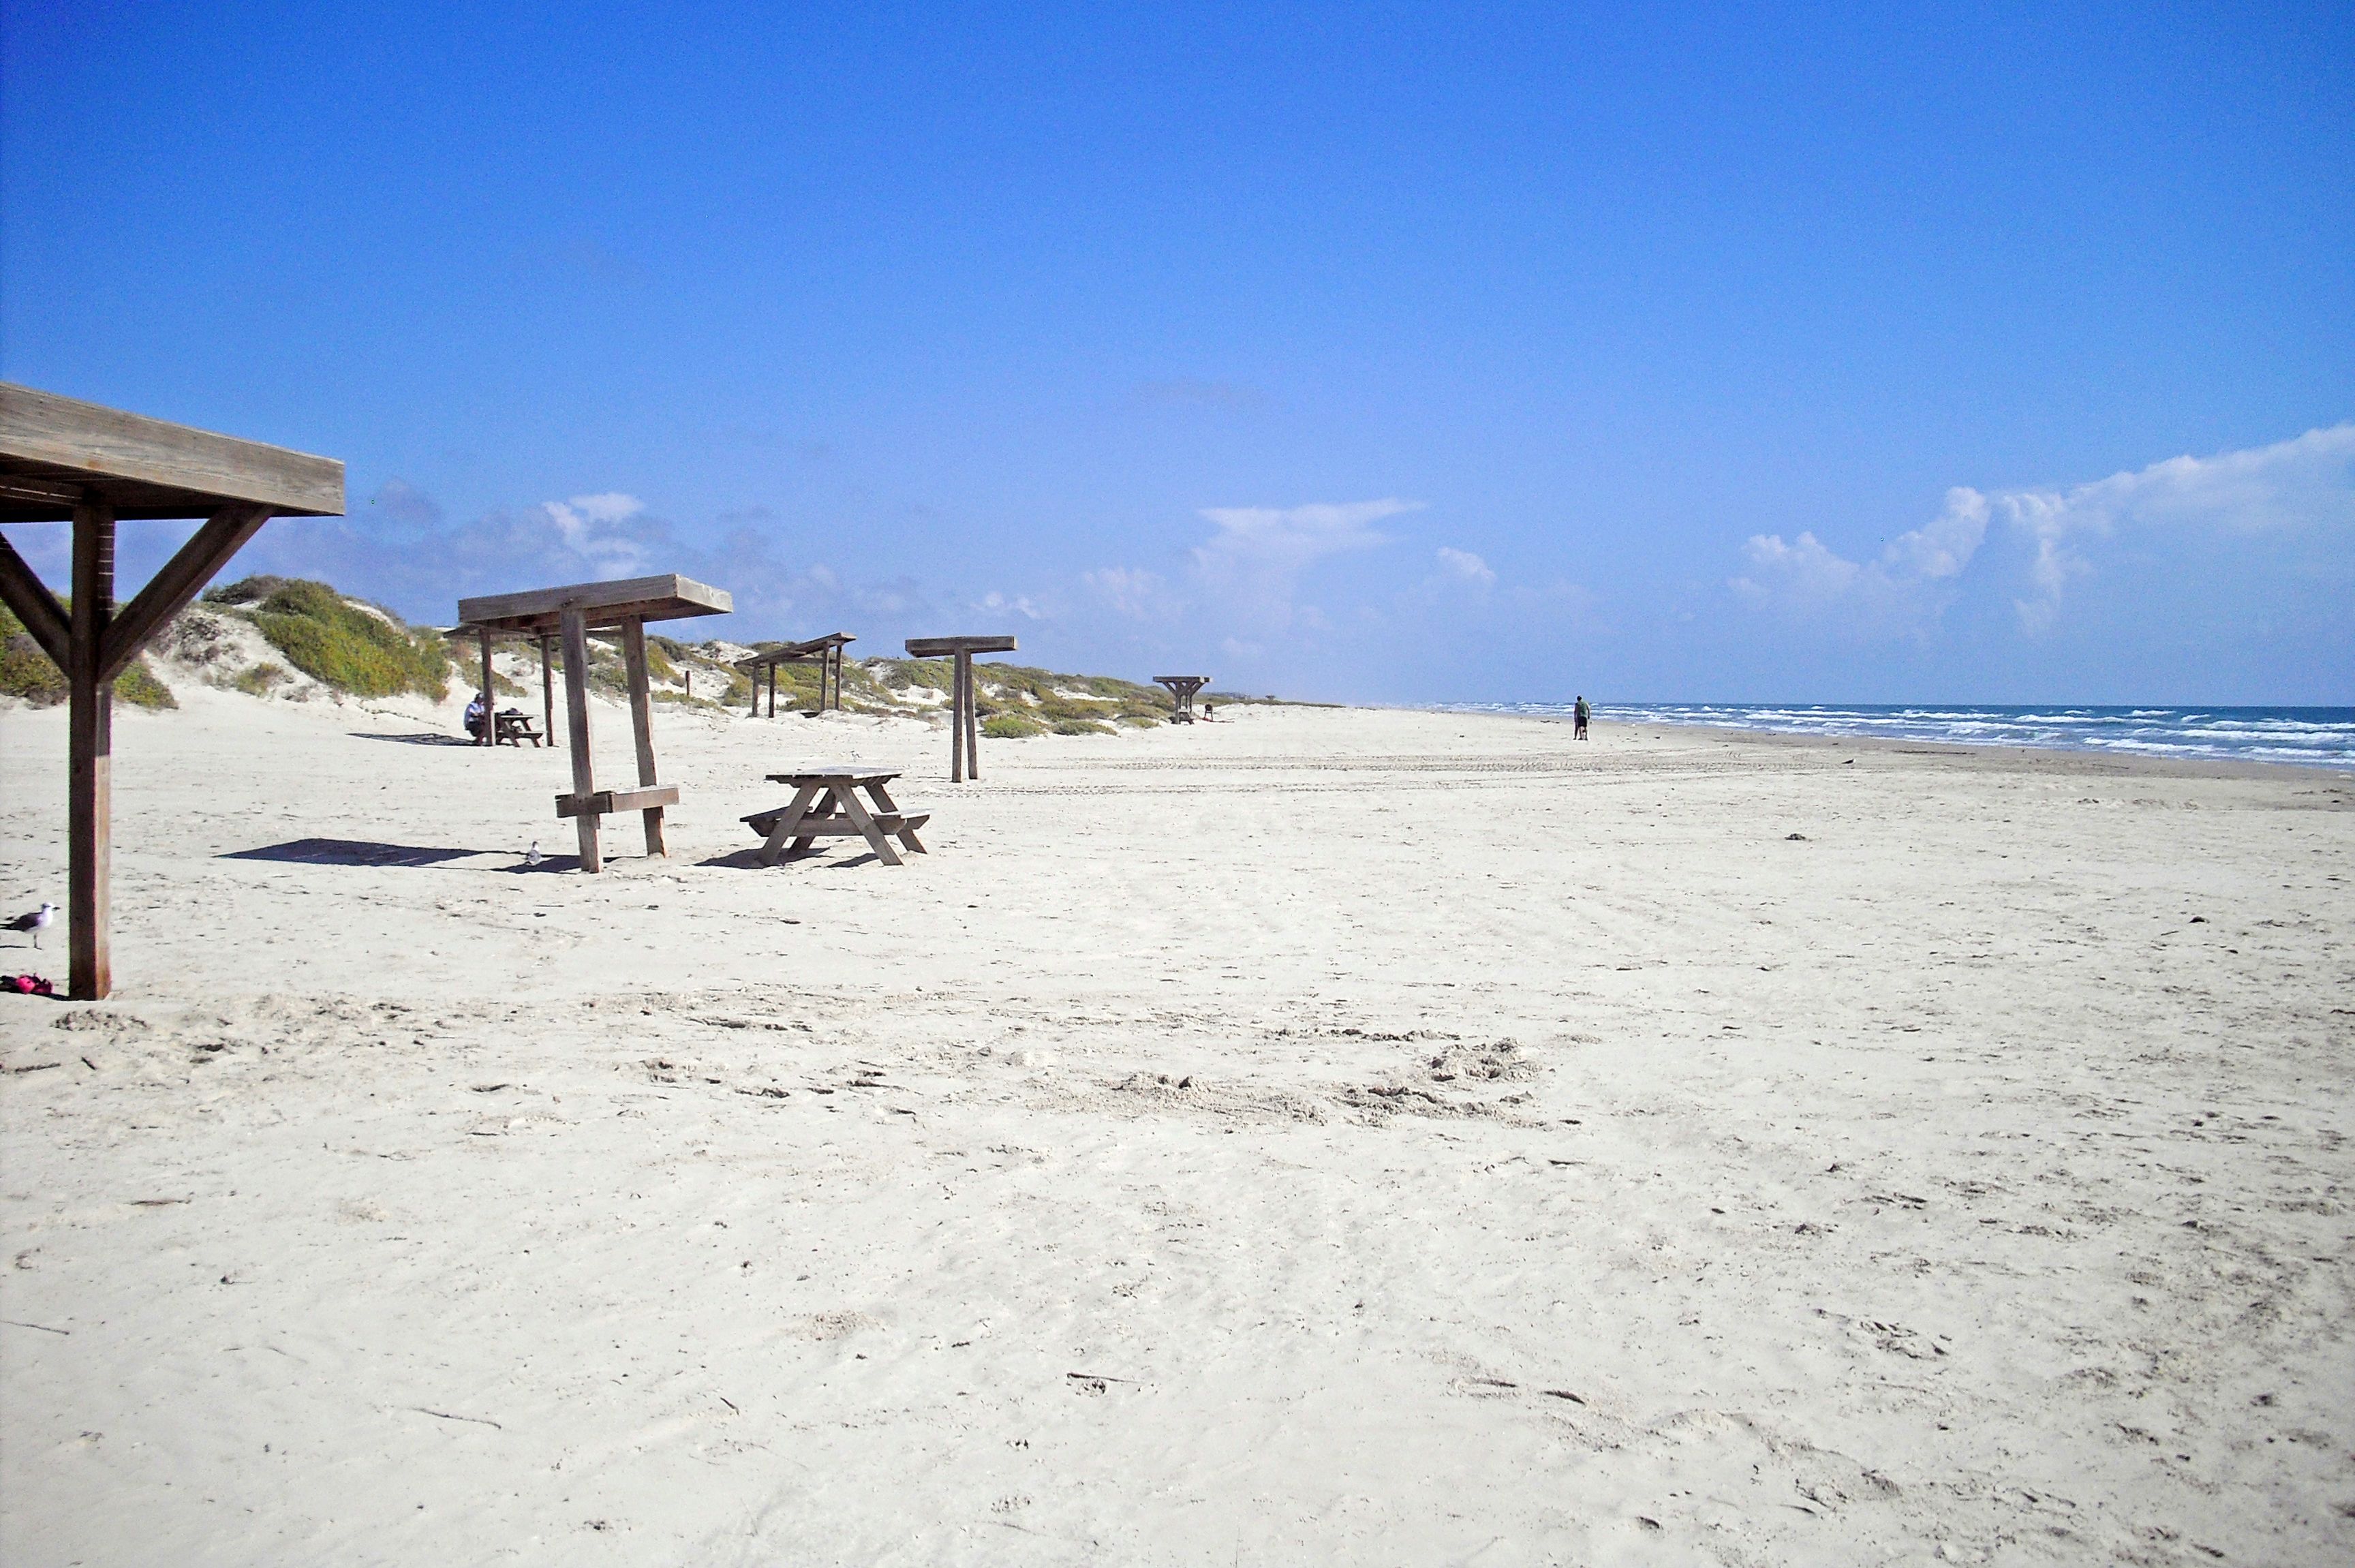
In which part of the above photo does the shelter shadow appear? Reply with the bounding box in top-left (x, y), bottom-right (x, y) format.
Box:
top-left (349, 731), bottom-right (476, 747)
top-left (223, 839), bottom-right (489, 869)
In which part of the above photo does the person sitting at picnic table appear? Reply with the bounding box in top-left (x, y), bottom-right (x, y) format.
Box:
top-left (465, 690), bottom-right (490, 740)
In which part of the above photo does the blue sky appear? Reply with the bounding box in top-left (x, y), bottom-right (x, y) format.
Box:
top-left (4, 1), bottom-right (2349, 702)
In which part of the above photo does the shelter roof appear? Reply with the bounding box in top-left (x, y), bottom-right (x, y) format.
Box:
top-left (0, 382), bottom-right (345, 524)
top-left (904, 634), bottom-right (1017, 657)
top-left (455, 574), bottom-right (733, 635)
top-left (738, 631), bottom-right (856, 668)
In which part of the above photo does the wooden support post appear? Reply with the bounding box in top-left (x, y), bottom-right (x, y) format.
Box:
top-left (768, 663), bottom-right (776, 720)
top-left (477, 629), bottom-right (494, 745)
top-left (539, 635), bottom-right (555, 743)
top-left (618, 619), bottom-right (665, 857)
top-left (559, 606), bottom-right (600, 872)
top-left (964, 654), bottom-right (982, 780)
top-left (68, 495), bottom-right (114, 1000)
top-left (949, 651), bottom-right (968, 783)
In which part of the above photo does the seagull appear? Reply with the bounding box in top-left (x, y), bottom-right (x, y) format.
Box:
top-left (6, 902), bottom-right (58, 949)
top-left (525, 842), bottom-right (543, 867)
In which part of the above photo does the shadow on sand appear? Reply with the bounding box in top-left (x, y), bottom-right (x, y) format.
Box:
top-left (219, 838), bottom-right (571, 872)
top-left (695, 846), bottom-right (882, 871)
top-left (348, 731), bottom-right (480, 748)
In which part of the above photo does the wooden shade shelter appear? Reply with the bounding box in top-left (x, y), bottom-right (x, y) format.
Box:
top-left (0, 382), bottom-right (345, 1000)
top-left (1154, 675), bottom-right (1211, 723)
top-left (737, 631), bottom-right (855, 718)
top-left (904, 634), bottom-right (1016, 782)
top-left (443, 623), bottom-right (562, 746)
top-left (453, 574), bottom-right (732, 872)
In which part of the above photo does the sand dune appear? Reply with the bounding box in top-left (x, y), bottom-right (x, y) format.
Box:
top-left (3, 691), bottom-right (2350, 1564)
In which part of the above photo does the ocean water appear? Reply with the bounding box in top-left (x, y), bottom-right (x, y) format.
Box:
top-left (1447, 703), bottom-right (2355, 771)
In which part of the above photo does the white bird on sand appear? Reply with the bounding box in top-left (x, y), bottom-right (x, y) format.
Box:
top-left (6, 902), bottom-right (59, 949)
top-left (525, 842), bottom-right (542, 867)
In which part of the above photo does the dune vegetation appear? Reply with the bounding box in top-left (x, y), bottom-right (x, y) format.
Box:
top-left (11, 575), bottom-right (1289, 737)
top-left (202, 577), bottom-right (451, 701)
top-left (1, 603), bottom-right (177, 710)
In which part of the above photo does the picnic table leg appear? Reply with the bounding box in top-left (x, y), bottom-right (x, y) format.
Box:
top-left (618, 619), bottom-right (666, 857)
top-left (759, 783), bottom-right (822, 865)
top-left (863, 780), bottom-right (925, 854)
top-left (835, 783), bottom-right (902, 866)
top-left (560, 605), bottom-right (602, 873)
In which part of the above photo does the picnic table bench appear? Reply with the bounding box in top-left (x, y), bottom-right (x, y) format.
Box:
top-left (745, 769), bottom-right (929, 866)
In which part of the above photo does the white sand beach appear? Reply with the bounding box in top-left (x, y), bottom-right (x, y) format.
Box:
top-left (2, 690), bottom-right (2350, 1565)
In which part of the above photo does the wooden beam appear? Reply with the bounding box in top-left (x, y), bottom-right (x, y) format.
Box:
top-left (97, 504), bottom-right (271, 681)
top-left (904, 634), bottom-right (1017, 658)
top-left (539, 634), bottom-right (555, 744)
top-left (0, 382), bottom-right (343, 517)
top-left (68, 495), bottom-right (114, 1000)
top-left (556, 784), bottom-right (680, 818)
top-left (560, 606), bottom-right (600, 874)
top-left (618, 620), bottom-right (666, 857)
top-left (0, 529), bottom-right (68, 667)
top-left (457, 573), bottom-right (730, 633)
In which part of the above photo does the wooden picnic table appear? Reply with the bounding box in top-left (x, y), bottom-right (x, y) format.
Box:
top-left (745, 769), bottom-right (929, 866)
top-left (493, 711), bottom-right (543, 747)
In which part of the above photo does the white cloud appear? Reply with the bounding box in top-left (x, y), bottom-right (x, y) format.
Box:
top-left (1191, 497), bottom-right (1419, 631)
top-left (541, 492), bottom-right (650, 579)
top-left (1434, 546), bottom-right (1496, 586)
top-left (1732, 487), bottom-right (1985, 628)
top-left (1083, 566), bottom-right (1167, 619)
top-left (978, 589), bottom-right (1043, 620)
top-left (1990, 424), bottom-right (2355, 630)
top-left (1733, 423), bottom-right (2355, 636)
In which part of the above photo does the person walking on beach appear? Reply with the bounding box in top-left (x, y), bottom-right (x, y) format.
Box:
top-left (1573, 695), bottom-right (1590, 739)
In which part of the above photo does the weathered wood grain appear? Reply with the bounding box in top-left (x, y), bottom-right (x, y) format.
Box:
top-left (903, 634), bottom-right (1017, 657)
top-left (0, 529), bottom-right (68, 666)
top-left (618, 620), bottom-right (666, 857)
top-left (555, 784), bottom-right (681, 819)
top-left (0, 382), bottom-right (342, 519)
top-left (456, 574), bottom-right (730, 633)
top-left (67, 498), bottom-right (113, 1000)
top-left (560, 606), bottom-right (601, 873)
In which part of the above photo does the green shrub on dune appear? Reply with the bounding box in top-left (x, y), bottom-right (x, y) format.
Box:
top-left (1, 603), bottom-right (174, 709)
top-left (208, 577), bottom-right (450, 700)
top-left (113, 660), bottom-right (177, 710)
top-left (1, 604), bottom-right (67, 705)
